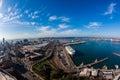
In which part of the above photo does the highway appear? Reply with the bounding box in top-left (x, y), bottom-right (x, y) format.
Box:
top-left (10, 41), bottom-right (56, 80)
top-left (30, 41), bottom-right (56, 80)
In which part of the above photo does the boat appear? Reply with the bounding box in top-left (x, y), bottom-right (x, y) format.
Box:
top-left (80, 62), bottom-right (84, 66)
top-left (103, 65), bottom-right (108, 69)
top-left (79, 62), bottom-right (84, 68)
top-left (94, 59), bottom-right (98, 62)
top-left (65, 46), bottom-right (75, 55)
top-left (115, 65), bottom-right (119, 69)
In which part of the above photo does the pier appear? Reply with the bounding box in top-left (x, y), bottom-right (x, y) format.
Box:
top-left (64, 41), bottom-right (86, 46)
top-left (113, 53), bottom-right (120, 57)
top-left (80, 57), bottom-right (109, 67)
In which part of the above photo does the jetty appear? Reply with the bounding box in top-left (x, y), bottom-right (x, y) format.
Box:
top-left (64, 41), bottom-right (86, 46)
top-left (113, 53), bottom-right (120, 57)
top-left (82, 57), bottom-right (109, 67)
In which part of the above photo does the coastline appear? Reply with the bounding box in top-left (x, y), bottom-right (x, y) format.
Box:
top-left (69, 40), bottom-right (120, 69)
top-left (64, 41), bottom-right (86, 46)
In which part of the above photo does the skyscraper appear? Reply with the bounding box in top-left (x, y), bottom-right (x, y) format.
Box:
top-left (3, 38), bottom-right (5, 44)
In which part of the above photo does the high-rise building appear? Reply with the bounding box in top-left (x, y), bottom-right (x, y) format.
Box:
top-left (3, 38), bottom-right (5, 44)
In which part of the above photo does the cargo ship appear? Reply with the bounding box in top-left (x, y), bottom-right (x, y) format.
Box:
top-left (65, 46), bottom-right (75, 55)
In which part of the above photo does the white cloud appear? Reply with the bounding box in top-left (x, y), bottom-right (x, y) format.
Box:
top-left (37, 26), bottom-right (50, 32)
top-left (2, 13), bottom-right (22, 23)
top-left (49, 16), bottom-right (57, 21)
top-left (28, 12), bottom-right (39, 19)
top-left (59, 17), bottom-right (70, 22)
top-left (0, 1), bottom-right (75, 39)
top-left (104, 3), bottom-right (116, 15)
top-left (49, 15), bottom-right (70, 22)
top-left (31, 22), bottom-right (36, 25)
top-left (7, 20), bottom-right (30, 25)
top-left (0, 13), bottom-right (3, 18)
top-left (86, 22), bottom-right (101, 28)
top-left (10, 27), bottom-right (81, 39)
top-left (0, 0), bottom-right (3, 8)
top-left (0, 6), bottom-right (23, 23)
top-left (37, 25), bottom-right (81, 37)
top-left (6, 20), bottom-right (38, 26)
top-left (24, 10), bottom-right (29, 14)
top-left (60, 29), bottom-right (79, 36)
top-left (8, 7), bottom-right (12, 12)
top-left (32, 15), bottom-right (39, 19)
top-left (34, 11), bottom-right (39, 14)
top-left (14, 3), bottom-right (18, 9)
top-left (58, 24), bottom-right (69, 29)
top-left (0, 3), bottom-right (39, 26)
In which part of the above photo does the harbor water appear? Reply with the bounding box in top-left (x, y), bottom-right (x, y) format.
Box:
top-left (71, 40), bottom-right (120, 69)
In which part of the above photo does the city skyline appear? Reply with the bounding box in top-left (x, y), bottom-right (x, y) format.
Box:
top-left (0, 0), bottom-right (120, 40)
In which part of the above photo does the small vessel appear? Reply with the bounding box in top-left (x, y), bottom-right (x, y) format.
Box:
top-left (79, 62), bottom-right (84, 67)
top-left (115, 65), bottom-right (119, 69)
top-left (91, 67), bottom-right (94, 70)
top-left (80, 62), bottom-right (84, 66)
top-left (94, 59), bottom-right (98, 62)
top-left (103, 65), bottom-right (108, 69)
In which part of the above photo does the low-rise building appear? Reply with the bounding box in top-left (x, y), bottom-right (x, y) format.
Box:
top-left (114, 74), bottom-right (120, 80)
top-left (22, 43), bottom-right (48, 61)
top-left (79, 68), bottom-right (90, 77)
top-left (91, 69), bottom-right (98, 76)
top-left (0, 68), bottom-right (17, 80)
top-left (79, 68), bottom-right (98, 77)
top-left (102, 70), bottom-right (114, 80)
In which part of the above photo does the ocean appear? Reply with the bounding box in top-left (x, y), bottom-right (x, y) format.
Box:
top-left (71, 40), bottom-right (120, 69)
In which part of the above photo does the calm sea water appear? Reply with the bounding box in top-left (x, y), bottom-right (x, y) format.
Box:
top-left (71, 40), bottom-right (120, 69)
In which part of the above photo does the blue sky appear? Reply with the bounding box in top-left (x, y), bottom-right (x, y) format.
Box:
top-left (0, 0), bottom-right (120, 39)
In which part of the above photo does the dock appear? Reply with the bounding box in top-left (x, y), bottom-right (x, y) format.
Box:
top-left (113, 53), bottom-right (120, 57)
top-left (64, 41), bottom-right (86, 46)
top-left (82, 57), bottom-right (109, 67)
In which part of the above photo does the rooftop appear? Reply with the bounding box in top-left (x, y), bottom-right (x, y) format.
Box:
top-left (0, 68), bottom-right (17, 80)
